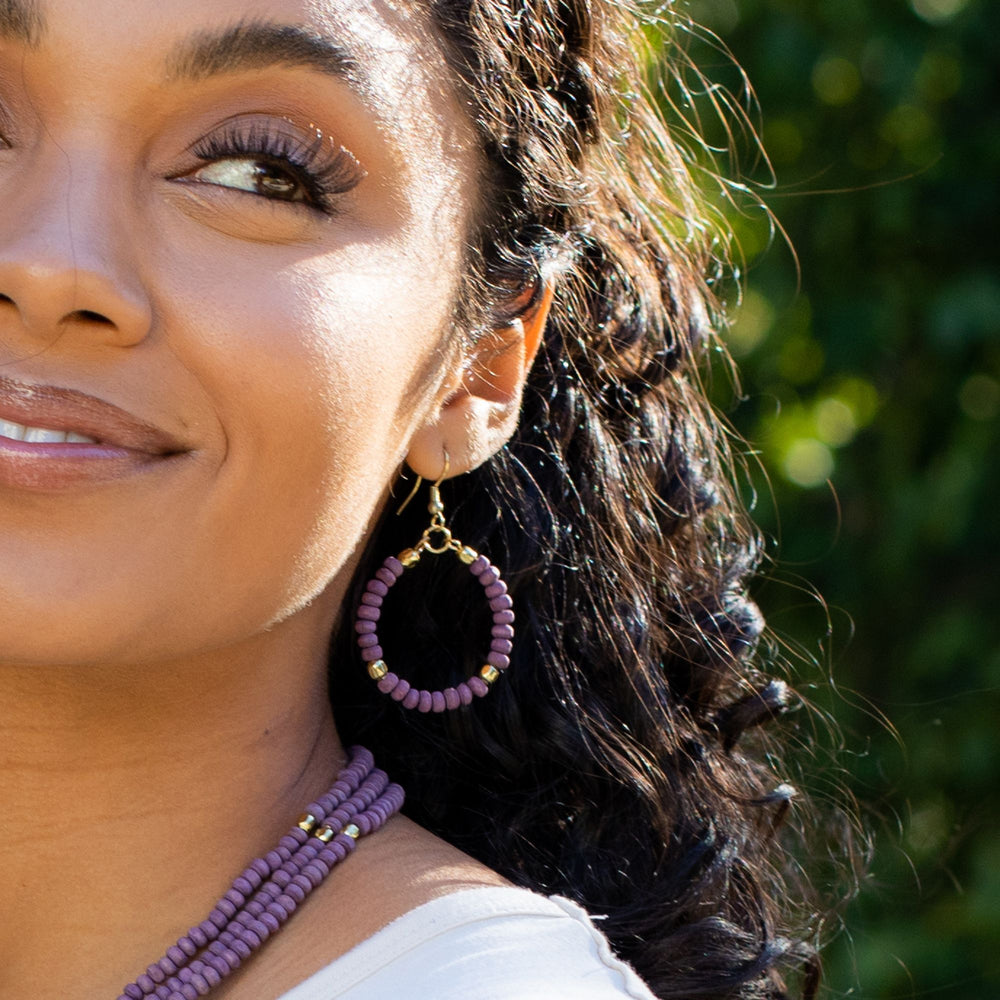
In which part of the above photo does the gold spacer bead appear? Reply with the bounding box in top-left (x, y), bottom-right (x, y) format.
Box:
top-left (341, 823), bottom-right (361, 840)
top-left (458, 546), bottom-right (479, 565)
top-left (399, 547), bottom-right (421, 568)
top-left (480, 664), bottom-right (501, 685)
top-left (315, 824), bottom-right (336, 843)
top-left (297, 813), bottom-right (319, 833)
top-left (367, 660), bottom-right (389, 680)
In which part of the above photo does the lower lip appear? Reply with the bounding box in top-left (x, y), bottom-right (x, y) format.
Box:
top-left (0, 435), bottom-right (171, 490)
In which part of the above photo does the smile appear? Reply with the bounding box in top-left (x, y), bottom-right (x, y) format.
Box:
top-left (0, 376), bottom-right (189, 492)
top-left (0, 418), bottom-right (98, 445)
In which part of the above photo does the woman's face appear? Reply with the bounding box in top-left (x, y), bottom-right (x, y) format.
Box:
top-left (0, 0), bottom-right (483, 665)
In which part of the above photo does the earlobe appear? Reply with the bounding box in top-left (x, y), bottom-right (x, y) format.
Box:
top-left (405, 281), bottom-right (555, 480)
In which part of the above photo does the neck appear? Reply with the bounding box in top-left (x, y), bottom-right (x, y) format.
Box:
top-left (0, 619), bottom-right (343, 999)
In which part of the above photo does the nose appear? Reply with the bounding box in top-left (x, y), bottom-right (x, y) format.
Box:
top-left (0, 161), bottom-right (153, 351)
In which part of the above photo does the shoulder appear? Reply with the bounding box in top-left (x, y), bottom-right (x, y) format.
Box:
top-left (277, 886), bottom-right (657, 1000)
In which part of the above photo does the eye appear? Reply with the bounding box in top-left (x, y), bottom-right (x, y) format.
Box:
top-left (177, 116), bottom-right (366, 214)
top-left (191, 158), bottom-right (311, 203)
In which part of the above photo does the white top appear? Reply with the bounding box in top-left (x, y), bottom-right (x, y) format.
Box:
top-left (276, 886), bottom-right (657, 999)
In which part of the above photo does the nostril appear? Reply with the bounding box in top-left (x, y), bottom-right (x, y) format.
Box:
top-left (66, 309), bottom-right (114, 326)
top-left (0, 293), bottom-right (13, 305)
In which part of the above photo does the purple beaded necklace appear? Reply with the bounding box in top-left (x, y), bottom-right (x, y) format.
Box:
top-left (117, 746), bottom-right (404, 1000)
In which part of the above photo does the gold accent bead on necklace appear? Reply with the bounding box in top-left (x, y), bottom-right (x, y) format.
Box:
top-left (480, 664), bottom-right (501, 685)
top-left (297, 813), bottom-right (319, 834)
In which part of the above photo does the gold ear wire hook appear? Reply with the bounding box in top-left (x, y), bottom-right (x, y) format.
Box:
top-left (395, 473), bottom-right (423, 516)
top-left (427, 451), bottom-right (450, 521)
top-left (395, 449), bottom-right (450, 517)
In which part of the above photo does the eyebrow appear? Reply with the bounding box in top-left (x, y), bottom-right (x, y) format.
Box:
top-left (0, 0), bottom-right (45, 45)
top-left (165, 20), bottom-right (358, 86)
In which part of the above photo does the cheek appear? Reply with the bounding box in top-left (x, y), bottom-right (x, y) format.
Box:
top-left (159, 241), bottom-right (459, 624)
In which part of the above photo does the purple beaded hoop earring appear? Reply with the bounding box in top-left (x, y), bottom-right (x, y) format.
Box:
top-left (354, 465), bottom-right (514, 712)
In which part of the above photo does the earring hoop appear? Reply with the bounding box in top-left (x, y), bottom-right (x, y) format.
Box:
top-left (354, 464), bottom-right (514, 712)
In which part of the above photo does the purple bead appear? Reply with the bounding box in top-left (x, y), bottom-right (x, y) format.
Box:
top-left (374, 567), bottom-right (396, 586)
top-left (286, 881), bottom-right (306, 903)
top-left (383, 555), bottom-right (404, 576)
top-left (444, 687), bottom-right (461, 710)
top-left (147, 964), bottom-right (167, 984)
top-left (207, 909), bottom-right (227, 930)
top-left (261, 912), bottom-right (281, 934)
top-left (417, 690), bottom-right (433, 713)
top-left (268, 899), bottom-right (290, 922)
top-left (232, 877), bottom-right (253, 896)
top-left (366, 578), bottom-right (389, 597)
top-left (469, 556), bottom-right (488, 576)
top-left (468, 676), bottom-right (489, 698)
top-left (360, 646), bottom-right (383, 662)
top-left (231, 940), bottom-right (252, 961)
top-left (272, 869), bottom-right (291, 888)
top-left (302, 863), bottom-right (325, 887)
top-left (357, 813), bottom-right (373, 835)
top-left (457, 682), bottom-right (474, 705)
top-left (321, 841), bottom-right (347, 863)
top-left (356, 605), bottom-right (380, 621)
top-left (490, 638), bottom-right (513, 655)
top-left (390, 678), bottom-right (411, 701)
top-left (491, 623), bottom-right (515, 639)
top-left (167, 945), bottom-right (188, 965)
top-left (124, 985), bottom-right (144, 1000)
top-left (202, 966), bottom-right (222, 988)
top-left (208, 953), bottom-right (232, 976)
top-left (138, 975), bottom-right (156, 993)
top-left (478, 567), bottom-right (500, 586)
top-left (493, 609), bottom-right (515, 625)
top-left (239, 927), bottom-right (262, 949)
top-left (326, 808), bottom-right (349, 829)
top-left (487, 651), bottom-right (510, 670)
top-left (355, 619), bottom-right (377, 634)
top-left (431, 690), bottom-right (447, 713)
top-left (335, 832), bottom-right (357, 853)
top-left (377, 672), bottom-right (399, 694)
top-left (356, 632), bottom-right (379, 649)
top-left (484, 581), bottom-right (507, 598)
top-left (360, 592), bottom-right (382, 607)
top-left (187, 973), bottom-right (210, 996)
top-left (489, 594), bottom-right (513, 612)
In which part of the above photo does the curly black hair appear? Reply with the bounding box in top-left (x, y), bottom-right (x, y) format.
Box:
top-left (331, 3), bottom-right (849, 997)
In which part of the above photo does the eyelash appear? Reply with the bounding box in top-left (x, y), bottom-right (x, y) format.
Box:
top-left (190, 120), bottom-right (366, 213)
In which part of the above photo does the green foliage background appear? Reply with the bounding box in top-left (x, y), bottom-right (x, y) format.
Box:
top-left (660, 1), bottom-right (998, 996)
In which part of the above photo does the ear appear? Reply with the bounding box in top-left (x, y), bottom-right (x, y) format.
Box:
top-left (406, 282), bottom-right (554, 479)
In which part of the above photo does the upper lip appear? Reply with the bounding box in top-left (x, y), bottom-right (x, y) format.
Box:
top-left (0, 375), bottom-right (187, 455)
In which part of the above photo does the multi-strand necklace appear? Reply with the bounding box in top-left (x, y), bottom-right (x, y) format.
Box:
top-left (117, 746), bottom-right (403, 1000)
